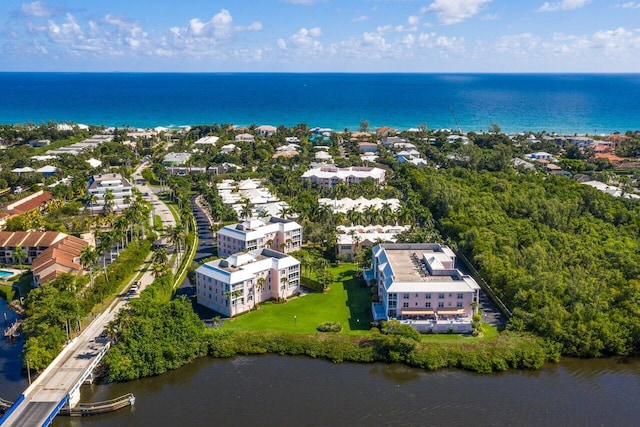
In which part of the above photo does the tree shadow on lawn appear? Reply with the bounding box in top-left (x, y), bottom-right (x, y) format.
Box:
top-left (343, 277), bottom-right (372, 331)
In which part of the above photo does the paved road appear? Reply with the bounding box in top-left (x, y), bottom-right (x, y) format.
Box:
top-left (132, 161), bottom-right (176, 235)
top-left (175, 196), bottom-right (218, 318)
top-left (0, 275), bottom-right (147, 426)
top-left (1, 162), bottom-right (177, 426)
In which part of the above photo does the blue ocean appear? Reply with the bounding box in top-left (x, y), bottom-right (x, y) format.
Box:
top-left (1, 73), bottom-right (639, 134)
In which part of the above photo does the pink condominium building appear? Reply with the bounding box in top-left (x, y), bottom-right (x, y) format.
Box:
top-left (367, 243), bottom-right (481, 333)
top-left (216, 217), bottom-right (302, 258)
top-left (195, 248), bottom-right (301, 317)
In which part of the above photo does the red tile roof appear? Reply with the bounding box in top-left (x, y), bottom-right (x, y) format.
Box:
top-left (32, 235), bottom-right (88, 285)
top-left (6, 191), bottom-right (52, 215)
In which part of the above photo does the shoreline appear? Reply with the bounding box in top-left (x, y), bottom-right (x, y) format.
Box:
top-left (0, 120), bottom-right (634, 137)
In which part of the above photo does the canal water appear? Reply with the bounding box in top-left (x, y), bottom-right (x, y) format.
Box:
top-left (0, 298), bottom-right (28, 402)
top-left (50, 353), bottom-right (640, 427)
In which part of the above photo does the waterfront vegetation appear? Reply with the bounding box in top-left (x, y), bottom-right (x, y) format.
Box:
top-left (3, 122), bottom-right (640, 380)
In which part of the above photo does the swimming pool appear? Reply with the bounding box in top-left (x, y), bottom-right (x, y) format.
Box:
top-left (0, 270), bottom-right (15, 278)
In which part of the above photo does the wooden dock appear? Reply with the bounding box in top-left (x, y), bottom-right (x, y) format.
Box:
top-left (0, 397), bottom-right (14, 413)
top-left (59, 393), bottom-right (136, 417)
top-left (3, 319), bottom-right (22, 339)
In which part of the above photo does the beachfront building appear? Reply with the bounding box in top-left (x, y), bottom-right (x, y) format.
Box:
top-left (366, 243), bottom-right (480, 333)
top-left (195, 248), bottom-right (301, 317)
top-left (217, 217), bottom-right (302, 258)
top-left (86, 173), bottom-right (133, 213)
top-left (336, 225), bottom-right (410, 260)
top-left (301, 166), bottom-right (386, 189)
top-left (257, 125), bottom-right (277, 137)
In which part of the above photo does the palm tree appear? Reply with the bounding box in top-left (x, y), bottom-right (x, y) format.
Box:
top-left (347, 208), bottom-right (364, 226)
top-left (240, 198), bottom-right (252, 220)
top-left (151, 261), bottom-right (169, 278)
top-left (103, 189), bottom-right (115, 214)
top-left (255, 277), bottom-right (266, 305)
top-left (379, 202), bottom-right (394, 225)
top-left (88, 193), bottom-right (98, 215)
top-left (152, 247), bottom-right (168, 265)
top-left (280, 276), bottom-right (289, 299)
top-left (225, 288), bottom-right (244, 317)
top-left (167, 224), bottom-right (185, 267)
top-left (13, 245), bottom-right (27, 271)
top-left (278, 204), bottom-right (292, 219)
top-left (79, 246), bottom-right (99, 289)
top-left (96, 231), bottom-right (114, 280)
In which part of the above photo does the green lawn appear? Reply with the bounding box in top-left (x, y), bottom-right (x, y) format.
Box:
top-left (223, 262), bottom-right (499, 344)
top-left (223, 263), bottom-right (373, 335)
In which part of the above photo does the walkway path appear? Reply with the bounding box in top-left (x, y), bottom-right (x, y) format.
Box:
top-left (132, 161), bottom-right (176, 237)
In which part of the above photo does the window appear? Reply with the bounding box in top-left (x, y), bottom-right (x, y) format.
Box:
top-left (456, 302), bottom-right (463, 308)
top-left (425, 302), bottom-right (431, 308)
top-left (425, 293), bottom-right (431, 299)
top-left (438, 302), bottom-right (444, 308)
top-left (403, 293), bottom-right (409, 299)
top-left (457, 293), bottom-right (464, 299)
top-left (403, 302), bottom-right (409, 308)
top-left (438, 293), bottom-right (445, 299)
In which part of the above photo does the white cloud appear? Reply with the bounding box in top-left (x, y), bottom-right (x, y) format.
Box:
top-left (353, 15), bottom-right (369, 22)
top-left (616, 2), bottom-right (640, 8)
top-left (21, 1), bottom-right (55, 18)
top-left (407, 15), bottom-right (420, 26)
top-left (165, 9), bottom-right (262, 57)
top-left (402, 33), bottom-right (415, 46)
top-left (283, 27), bottom-right (323, 51)
top-left (591, 27), bottom-right (640, 51)
top-left (537, 0), bottom-right (590, 12)
top-left (280, 0), bottom-right (326, 5)
top-left (423, 0), bottom-right (492, 25)
top-left (46, 13), bottom-right (82, 44)
top-left (495, 33), bottom-right (541, 56)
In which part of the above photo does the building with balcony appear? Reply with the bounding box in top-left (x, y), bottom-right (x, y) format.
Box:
top-left (195, 248), bottom-right (300, 317)
top-left (301, 166), bottom-right (386, 189)
top-left (216, 217), bottom-right (302, 258)
top-left (367, 243), bottom-right (480, 333)
top-left (0, 231), bottom-right (88, 286)
top-left (87, 173), bottom-right (133, 213)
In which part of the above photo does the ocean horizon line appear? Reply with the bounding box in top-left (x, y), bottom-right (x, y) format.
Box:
top-left (1, 73), bottom-right (638, 135)
top-left (2, 71), bottom-right (640, 76)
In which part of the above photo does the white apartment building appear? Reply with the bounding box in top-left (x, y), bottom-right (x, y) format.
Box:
top-left (367, 243), bottom-right (480, 333)
top-left (195, 248), bottom-right (301, 317)
top-left (87, 173), bottom-right (133, 213)
top-left (336, 225), bottom-right (410, 260)
top-left (216, 217), bottom-right (303, 258)
top-left (301, 166), bottom-right (386, 189)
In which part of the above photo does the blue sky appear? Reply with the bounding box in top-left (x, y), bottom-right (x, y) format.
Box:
top-left (1, 0), bottom-right (639, 72)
